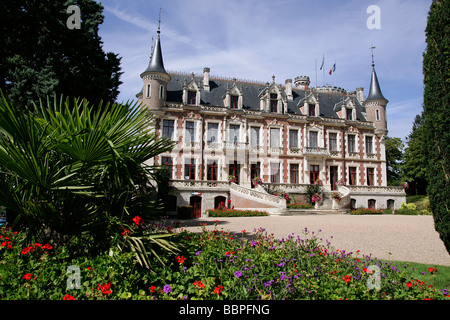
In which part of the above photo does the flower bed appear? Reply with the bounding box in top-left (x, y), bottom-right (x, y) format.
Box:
top-left (207, 208), bottom-right (269, 217)
top-left (1, 221), bottom-right (447, 300)
top-left (349, 208), bottom-right (384, 215)
top-left (287, 203), bottom-right (314, 209)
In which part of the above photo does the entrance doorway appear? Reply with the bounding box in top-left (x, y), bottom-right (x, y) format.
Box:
top-left (190, 196), bottom-right (202, 218)
top-left (330, 166), bottom-right (338, 190)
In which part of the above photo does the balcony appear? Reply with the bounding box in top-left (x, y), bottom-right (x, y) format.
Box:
top-left (304, 147), bottom-right (330, 157)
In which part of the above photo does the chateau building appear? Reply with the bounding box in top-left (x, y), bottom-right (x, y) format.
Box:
top-left (137, 26), bottom-right (406, 217)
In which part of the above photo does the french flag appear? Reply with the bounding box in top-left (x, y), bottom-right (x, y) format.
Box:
top-left (329, 63), bottom-right (336, 75)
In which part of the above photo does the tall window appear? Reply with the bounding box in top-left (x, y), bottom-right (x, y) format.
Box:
top-left (309, 131), bottom-right (318, 148)
top-left (290, 164), bottom-right (299, 184)
top-left (376, 109), bottom-right (380, 121)
top-left (185, 121), bottom-right (195, 143)
top-left (159, 85), bottom-right (164, 99)
top-left (348, 135), bottom-right (356, 153)
top-left (330, 166), bottom-right (338, 190)
top-left (367, 168), bottom-right (374, 186)
top-left (270, 93), bottom-right (278, 113)
top-left (188, 91), bottom-right (196, 105)
top-left (251, 162), bottom-right (260, 180)
top-left (309, 104), bottom-right (316, 116)
top-left (270, 128), bottom-right (280, 148)
top-left (146, 84), bottom-right (151, 98)
top-left (184, 159), bottom-right (196, 180)
top-left (271, 163), bottom-right (280, 183)
top-left (162, 119), bottom-right (175, 140)
top-left (346, 108), bottom-right (353, 120)
top-left (250, 127), bottom-right (260, 147)
top-left (289, 129), bottom-right (299, 148)
top-left (207, 161), bottom-right (218, 181)
top-left (229, 161), bottom-right (240, 184)
top-left (310, 165), bottom-right (319, 183)
top-left (207, 123), bottom-right (219, 143)
top-left (329, 132), bottom-right (338, 151)
top-left (229, 124), bottom-right (240, 144)
top-left (231, 95), bottom-right (239, 109)
top-left (348, 167), bottom-right (357, 185)
top-left (365, 136), bottom-right (373, 154)
top-left (368, 199), bottom-right (376, 209)
top-left (161, 157), bottom-right (173, 179)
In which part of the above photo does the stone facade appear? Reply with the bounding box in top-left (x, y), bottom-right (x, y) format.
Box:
top-left (136, 28), bottom-right (406, 216)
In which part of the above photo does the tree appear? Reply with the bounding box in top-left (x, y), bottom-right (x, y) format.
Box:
top-left (401, 113), bottom-right (428, 195)
top-left (0, 93), bottom-right (175, 255)
top-left (422, 0), bottom-right (450, 253)
top-left (0, 0), bottom-right (122, 109)
top-left (385, 136), bottom-right (404, 186)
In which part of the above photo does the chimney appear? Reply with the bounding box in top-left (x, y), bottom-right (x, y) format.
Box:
top-left (203, 67), bottom-right (210, 91)
top-left (285, 79), bottom-right (293, 101)
top-left (356, 87), bottom-right (364, 103)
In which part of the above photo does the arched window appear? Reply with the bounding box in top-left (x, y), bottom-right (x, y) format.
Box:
top-left (214, 196), bottom-right (227, 209)
top-left (387, 199), bottom-right (395, 209)
top-left (368, 199), bottom-right (376, 209)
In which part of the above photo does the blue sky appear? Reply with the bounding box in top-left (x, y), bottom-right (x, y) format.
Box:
top-left (97, 0), bottom-right (432, 141)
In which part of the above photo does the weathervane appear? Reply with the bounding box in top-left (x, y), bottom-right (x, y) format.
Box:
top-left (370, 45), bottom-right (376, 66)
top-left (158, 8), bottom-right (162, 34)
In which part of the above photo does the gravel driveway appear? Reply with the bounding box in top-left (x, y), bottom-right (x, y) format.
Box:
top-left (180, 214), bottom-right (450, 267)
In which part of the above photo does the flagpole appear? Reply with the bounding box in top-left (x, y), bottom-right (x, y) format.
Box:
top-left (315, 58), bottom-right (317, 88)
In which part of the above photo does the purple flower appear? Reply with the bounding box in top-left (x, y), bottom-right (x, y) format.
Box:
top-left (195, 251), bottom-right (201, 255)
top-left (234, 270), bottom-right (243, 278)
top-left (163, 284), bottom-right (171, 293)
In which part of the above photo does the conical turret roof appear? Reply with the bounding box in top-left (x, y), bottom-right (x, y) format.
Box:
top-left (365, 65), bottom-right (387, 103)
top-left (141, 30), bottom-right (169, 77)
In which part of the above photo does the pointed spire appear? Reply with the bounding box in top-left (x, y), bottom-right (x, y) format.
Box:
top-left (141, 9), bottom-right (169, 78)
top-left (365, 46), bottom-right (387, 103)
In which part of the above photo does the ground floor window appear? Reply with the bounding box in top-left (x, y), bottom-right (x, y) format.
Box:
top-left (310, 165), bottom-right (319, 184)
top-left (387, 199), bottom-right (395, 209)
top-left (368, 199), bottom-right (376, 209)
top-left (271, 163), bottom-right (280, 183)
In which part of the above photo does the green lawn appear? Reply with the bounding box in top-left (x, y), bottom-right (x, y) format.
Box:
top-left (381, 259), bottom-right (450, 292)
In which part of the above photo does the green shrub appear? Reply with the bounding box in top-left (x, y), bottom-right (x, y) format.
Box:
top-left (349, 208), bottom-right (383, 215)
top-left (207, 208), bottom-right (268, 217)
top-left (287, 203), bottom-right (315, 209)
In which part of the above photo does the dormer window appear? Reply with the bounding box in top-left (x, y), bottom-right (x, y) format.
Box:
top-left (188, 91), bottom-right (196, 105)
top-left (346, 108), bottom-right (353, 120)
top-left (309, 104), bottom-right (316, 116)
top-left (270, 94), bottom-right (278, 113)
top-left (231, 95), bottom-right (239, 109)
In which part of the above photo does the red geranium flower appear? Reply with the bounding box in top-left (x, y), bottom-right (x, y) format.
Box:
top-left (132, 216), bottom-right (144, 226)
top-left (63, 294), bottom-right (75, 300)
top-left (42, 243), bottom-right (53, 250)
top-left (193, 280), bottom-right (206, 288)
top-left (342, 275), bottom-right (351, 283)
top-left (428, 267), bottom-right (437, 274)
top-left (98, 282), bottom-right (112, 295)
top-left (149, 285), bottom-right (157, 293)
top-left (21, 246), bottom-right (34, 255)
top-left (176, 256), bottom-right (187, 264)
top-left (214, 285), bottom-right (224, 295)
top-left (23, 273), bottom-right (33, 280)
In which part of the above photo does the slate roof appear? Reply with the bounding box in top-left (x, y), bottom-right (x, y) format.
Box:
top-left (166, 73), bottom-right (368, 122)
top-left (365, 66), bottom-right (387, 103)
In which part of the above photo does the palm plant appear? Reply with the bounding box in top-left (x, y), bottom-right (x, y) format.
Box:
top-left (0, 93), bottom-right (177, 259)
